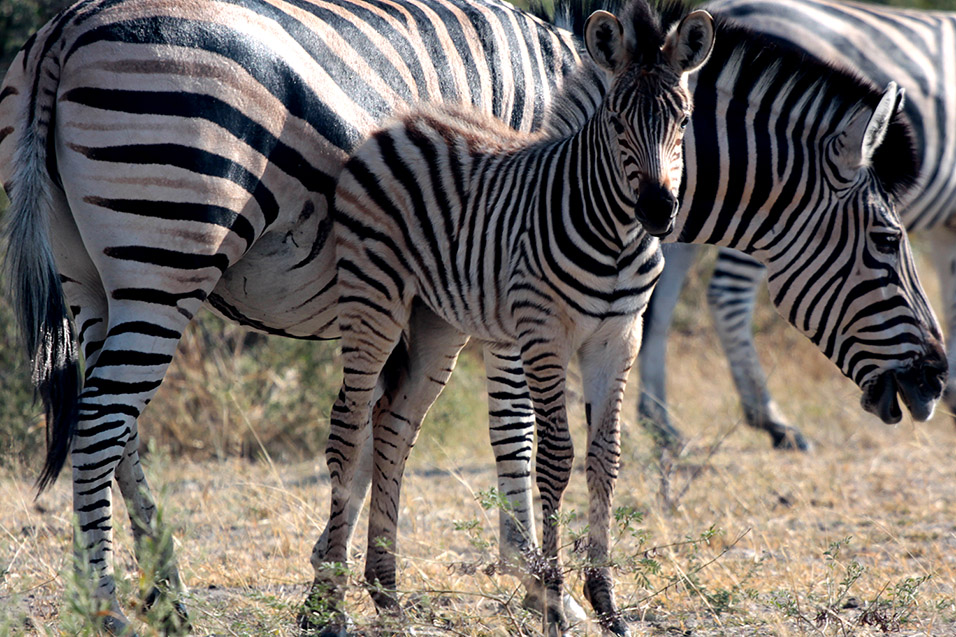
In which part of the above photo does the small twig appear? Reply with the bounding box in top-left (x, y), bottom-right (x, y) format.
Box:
top-left (621, 527), bottom-right (751, 609)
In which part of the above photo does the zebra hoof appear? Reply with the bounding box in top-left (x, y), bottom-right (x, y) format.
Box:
top-left (583, 576), bottom-right (629, 636)
top-left (769, 426), bottom-right (811, 452)
top-left (298, 587), bottom-right (351, 636)
top-left (637, 399), bottom-right (686, 450)
top-left (142, 586), bottom-right (191, 635)
top-left (101, 610), bottom-right (137, 637)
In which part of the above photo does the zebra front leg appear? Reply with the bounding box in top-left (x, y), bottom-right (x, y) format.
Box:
top-left (577, 318), bottom-right (642, 637)
top-left (706, 249), bottom-right (809, 450)
top-left (520, 334), bottom-right (574, 636)
top-left (483, 344), bottom-right (586, 623)
top-left (114, 435), bottom-right (188, 633)
top-left (638, 243), bottom-right (700, 449)
top-left (364, 308), bottom-right (469, 612)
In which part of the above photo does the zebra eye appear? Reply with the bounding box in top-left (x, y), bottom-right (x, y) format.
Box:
top-left (680, 116), bottom-right (690, 130)
top-left (871, 229), bottom-right (902, 254)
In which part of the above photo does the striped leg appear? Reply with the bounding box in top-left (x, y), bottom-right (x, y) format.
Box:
top-left (578, 316), bottom-right (642, 637)
top-left (483, 345), bottom-right (537, 574)
top-left (114, 439), bottom-right (187, 630)
top-left (308, 432), bottom-right (375, 570)
top-left (520, 330), bottom-right (574, 636)
top-left (638, 242), bottom-right (700, 448)
top-left (483, 345), bottom-right (587, 622)
top-left (929, 226), bottom-right (956, 417)
top-left (364, 307), bottom-right (469, 611)
top-left (303, 294), bottom-right (410, 632)
top-left (72, 301), bottom-right (205, 635)
top-left (706, 249), bottom-right (809, 450)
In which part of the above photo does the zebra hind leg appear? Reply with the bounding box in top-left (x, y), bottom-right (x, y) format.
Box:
top-left (363, 306), bottom-right (469, 613)
top-left (302, 299), bottom-right (410, 634)
top-left (114, 438), bottom-right (189, 632)
top-left (638, 243), bottom-right (700, 450)
top-left (70, 301), bottom-right (205, 635)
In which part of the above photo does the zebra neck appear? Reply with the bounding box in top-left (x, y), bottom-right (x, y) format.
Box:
top-left (669, 69), bottom-right (859, 258)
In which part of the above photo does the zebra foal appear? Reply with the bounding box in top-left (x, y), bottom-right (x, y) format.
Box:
top-left (311, 2), bottom-right (715, 633)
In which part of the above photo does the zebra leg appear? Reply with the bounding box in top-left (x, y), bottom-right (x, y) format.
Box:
top-left (483, 346), bottom-right (538, 580)
top-left (114, 438), bottom-right (188, 631)
top-left (309, 430), bottom-right (375, 566)
top-left (519, 333), bottom-right (574, 636)
top-left (638, 242), bottom-right (700, 448)
top-left (72, 301), bottom-right (204, 636)
top-left (364, 307), bottom-right (469, 611)
top-left (577, 316), bottom-right (643, 637)
top-left (482, 344), bottom-right (587, 622)
top-left (302, 300), bottom-right (409, 633)
top-left (706, 249), bottom-right (809, 450)
top-left (929, 227), bottom-right (956, 417)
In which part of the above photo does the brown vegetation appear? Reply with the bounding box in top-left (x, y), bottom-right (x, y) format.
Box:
top-left (2, 245), bottom-right (955, 635)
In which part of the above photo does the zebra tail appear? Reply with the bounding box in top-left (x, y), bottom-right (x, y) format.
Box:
top-left (2, 30), bottom-right (81, 495)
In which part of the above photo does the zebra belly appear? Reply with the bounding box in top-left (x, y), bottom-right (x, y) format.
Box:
top-left (209, 208), bottom-right (341, 340)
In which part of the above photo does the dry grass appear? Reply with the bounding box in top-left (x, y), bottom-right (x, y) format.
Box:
top-left (2, 246), bottom-right (956, 635)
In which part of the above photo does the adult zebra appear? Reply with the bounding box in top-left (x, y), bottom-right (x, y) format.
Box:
top-left (0, 0), bottom-right (947, 633)
top-left (638, 0), bottom-right (956, 450)
top-left (318, 4), bottom-right (715, 634)
top-left (312, 1), bottom-right (949, 634)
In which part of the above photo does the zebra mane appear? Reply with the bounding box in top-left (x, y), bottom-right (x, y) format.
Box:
top-left (538, 0), bottom-right (693, 137)
top-left (709, 18), bottom-right (920, 200)
top-left (536, 0), bottom-right (920, 200)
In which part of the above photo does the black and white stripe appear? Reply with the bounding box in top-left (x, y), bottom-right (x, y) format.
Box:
top-left (352, 4), bottom-right (950, 633)
top-left (0, 0), bottom-right (948, 633)
top-left (639, 0), bottom-right (956, 450)
top-left (313, 6), bottom-right (715, 632)
top-left (0, 0), bottom-right (580, 631)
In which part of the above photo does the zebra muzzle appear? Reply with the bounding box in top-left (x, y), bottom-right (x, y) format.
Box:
top-left (635, 183), bottom-right (678, 237)
top-left (861, 349), bottom-right (947, 424)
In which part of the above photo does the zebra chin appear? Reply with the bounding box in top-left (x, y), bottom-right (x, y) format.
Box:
top-left (860, 351), bottom-right (948, 424)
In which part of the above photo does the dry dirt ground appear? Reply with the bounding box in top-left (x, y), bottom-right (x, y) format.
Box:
top-left (3, 280), bottom-right (956, 635)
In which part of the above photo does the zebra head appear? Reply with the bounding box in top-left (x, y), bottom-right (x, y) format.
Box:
top-left (763, 82), bottom-right (947, 424)
top-left (584, 3), bottom-right (714, 237)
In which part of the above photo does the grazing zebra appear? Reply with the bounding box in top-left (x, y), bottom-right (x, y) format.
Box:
top-left (0, 0), bottom-right (584, 631)
top-left (313, 3), bottom-right (715, 633)
top-left (0, 0), bottom-right (947, 633)
top-left (637, 0), bottom-right (956, 450)
top-left (319, 1), bottom-right (951, 633)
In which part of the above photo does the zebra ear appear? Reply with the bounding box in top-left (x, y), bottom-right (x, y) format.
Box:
top-left (664, 10), bottom-right (715, 75)
top-left (862, 82), bottom-right (904, 163)
top-left (585, 10), bottom-right (627, 73)
top-left (846, 81), bottom-right (904, 168)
